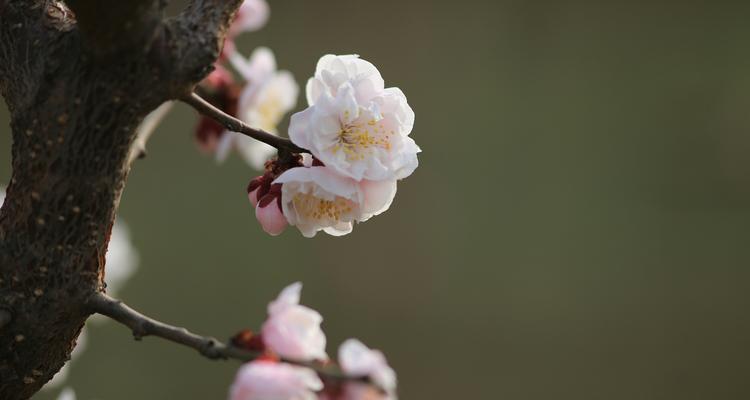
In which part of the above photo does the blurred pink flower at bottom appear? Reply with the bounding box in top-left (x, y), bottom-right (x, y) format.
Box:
top-left (229, 360), bottom-right (322, 400)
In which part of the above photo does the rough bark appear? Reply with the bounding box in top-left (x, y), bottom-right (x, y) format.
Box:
top-left (0, 0), bottom-right (242, 398)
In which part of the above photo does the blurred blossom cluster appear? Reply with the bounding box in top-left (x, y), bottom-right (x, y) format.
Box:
top-left (195, 0), bottom-right (296, 170)
top-left (229, 283), bottom-right (398, 400)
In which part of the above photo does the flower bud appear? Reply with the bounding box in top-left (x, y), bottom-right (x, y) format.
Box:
top-left (255, 184), bottom-right (287, 236)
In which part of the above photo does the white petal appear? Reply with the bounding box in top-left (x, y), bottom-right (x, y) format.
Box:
top-left (269, 281), bottom-right (302, 314)
top-left (359, 180), bottom-right (397, 221)
top-left (56, 388), bottom-right (76, 400)
top-left (288, 107), bottom-right (315, 150)
top-left (215, 132), bottom-right (235, 163)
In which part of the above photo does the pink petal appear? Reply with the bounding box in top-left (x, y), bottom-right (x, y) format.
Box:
top-left (255, 200), bottom-right (287, 236)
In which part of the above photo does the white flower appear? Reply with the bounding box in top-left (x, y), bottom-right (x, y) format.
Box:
top-left (57, 388), bottom-right (77, 400)
top-left (261, 282), bottom-right (328, 361)
top-left (274, 167), bottom-right (396, 237)
top-left (306, 55), bottom-right (384, 106)
top-left (230, 360), bottom-right (323, 400)
top-left (274, 167), bottom-right (361, 237)
top-left (219, 47), bottom-right (299, 170)
top-left (290, 55), bottom-right (419, 181)
top-left (340, 384), bottom-right (394, 400)
top-left (339, 339), bottom-right (397, 398)
top-left (229, 0), bottom-right (270, 36)
top-left (0, 186), bottom-right (4, 206)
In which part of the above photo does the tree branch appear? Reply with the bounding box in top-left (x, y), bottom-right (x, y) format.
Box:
top-left (128, 101), bottom-right (174, 165)
top-left (167, 0), bottom-right (244, 85)
top-left (88, 292), bottom-right (362, 384)
top-left (181, 92), bottom-right (307, 154)
top-left (65, 0), bottom-right (163, 56)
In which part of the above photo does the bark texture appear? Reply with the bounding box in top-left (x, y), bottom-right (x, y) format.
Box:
top-left (0, 1), bottom-right (242, 398)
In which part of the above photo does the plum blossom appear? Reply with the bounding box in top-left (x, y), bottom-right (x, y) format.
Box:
top-left (290, 55), bottom-right (419, 182)
top-left (222, 0), bottom-right (270, 59)
top-left (57, 388), bottom-right (77, 400)
top-left (216, 47), bottom-right (299, 169)
top-left (272, 167), bottom-right (396, 238)
top-left (230, 0), bottom-right (270, 36)
top-left (229, 360), bottom-right (323, 400)
top-left (261, 282), bottom-right (328, 361)
top-left (273, 167), bottom-right (361, 238)
top-left (338, 339), bottom-right (397, 399)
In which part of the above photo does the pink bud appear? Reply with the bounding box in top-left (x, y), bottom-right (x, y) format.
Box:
top-left (255, 194), bottom-right (287, 236)
top-left (248, 188), bottom-right (260, 208)
top-left (247, 176), bottom-right (266, 207)
top-left (203, 65), bottom-right (235, 89)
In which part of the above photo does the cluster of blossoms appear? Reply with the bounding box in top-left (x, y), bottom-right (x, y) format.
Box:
top-left (249, 54), bottom-right (420, 237)
top-left (40, 0), bottom-right (407, 397)
top-left (229, 282), bottom-right (397, 400)
top-left (190, 0), bottom-right (420, 238)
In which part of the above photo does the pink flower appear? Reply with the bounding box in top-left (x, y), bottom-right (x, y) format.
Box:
top-left (261, 282), bottom-right (328, 361)
top-left (339, 384), bottom-right (394, 400)
top-left (338, 339), bottom-right (397, 399)
top-left (230, 0), bottom-right (270, 37)
top-left (229, 360), bottom-right (323, 400)
top-left (222, 0), bottom-right (270, 59)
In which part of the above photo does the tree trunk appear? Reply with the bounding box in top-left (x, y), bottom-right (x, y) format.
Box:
top-left (0, 1), bottom-right (241, 397)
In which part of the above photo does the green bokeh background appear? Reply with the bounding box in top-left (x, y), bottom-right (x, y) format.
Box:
top-left (2, 1), bottom-right (750, 399)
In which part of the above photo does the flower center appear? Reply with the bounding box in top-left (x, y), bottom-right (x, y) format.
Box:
top-left (333, 115), bottom-right (393, 161)
top-left (292, 193), bottom-right (355, 222)
top-left (256, 95), bottom-right (284, 132)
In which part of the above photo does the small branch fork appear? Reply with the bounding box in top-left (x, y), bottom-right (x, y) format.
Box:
top-left (88, 292), bottom-right (366, 385)
top-left (181, 92), bottom-right (308, 154)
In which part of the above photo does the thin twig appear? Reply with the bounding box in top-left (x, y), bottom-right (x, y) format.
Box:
top-left (180, 92), bottom-right (308, 154)
top-left (128, 101), bottom-right (175, 165)
top-left (88, 292), bottom-right (361, 384)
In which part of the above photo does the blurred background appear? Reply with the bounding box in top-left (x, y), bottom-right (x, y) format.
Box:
top-left (2, 0), bottom-right (750, 399)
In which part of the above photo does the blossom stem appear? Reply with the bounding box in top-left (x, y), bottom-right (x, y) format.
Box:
top-left (88, 292), bottom-right (362, 384)
top-left (180, 91), bottom-right (308, 154)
